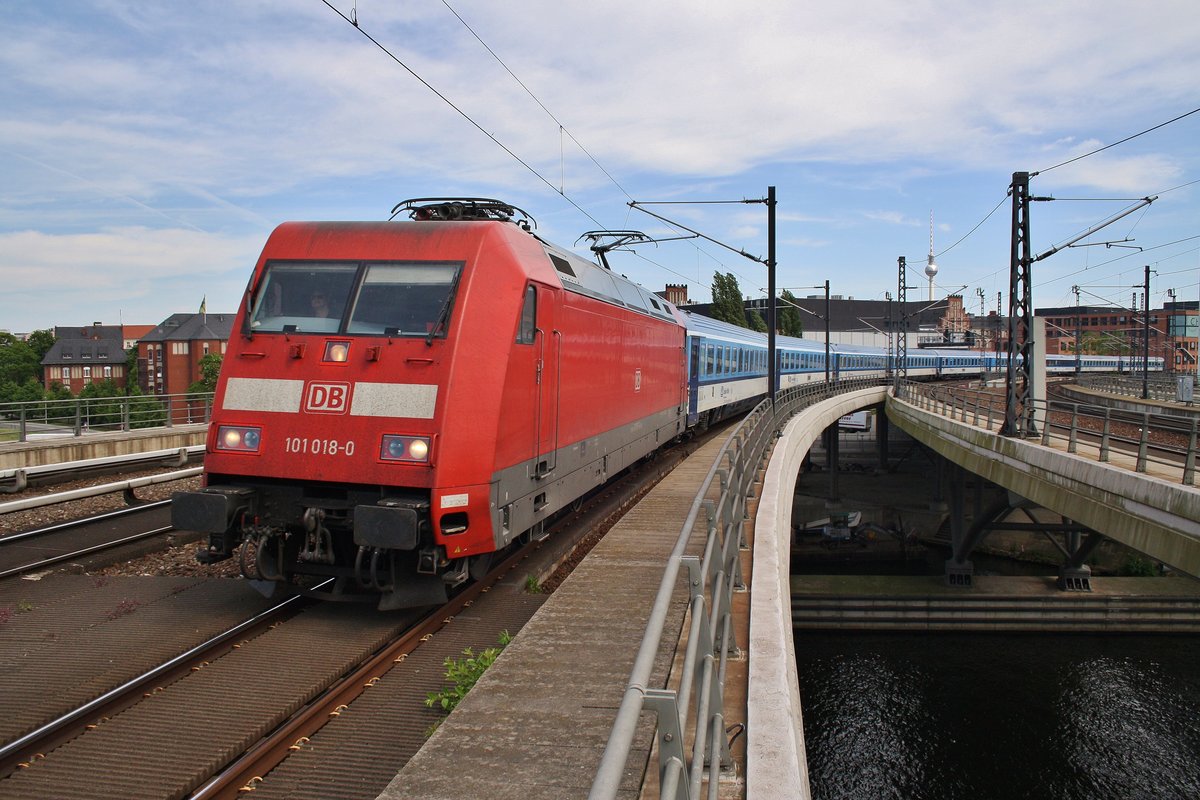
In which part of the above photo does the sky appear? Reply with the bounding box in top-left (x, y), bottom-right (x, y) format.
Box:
top-left (2, 0), bottom-right (1199, 334)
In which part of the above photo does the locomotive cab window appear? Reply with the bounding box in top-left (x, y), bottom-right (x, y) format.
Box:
top-left (347, 262), bottom-right (462, 338)
top-left (249, 260), bottom-right (463, 337)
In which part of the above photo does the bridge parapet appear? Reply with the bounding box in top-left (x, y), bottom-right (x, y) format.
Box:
top-left (890, 385), bottom-right (1200, 578)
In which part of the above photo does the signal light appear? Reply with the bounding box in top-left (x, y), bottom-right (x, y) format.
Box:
top-left (217, 425), bottom-right (263, 453)
top-left (380, 435), bottom-right (432, 463)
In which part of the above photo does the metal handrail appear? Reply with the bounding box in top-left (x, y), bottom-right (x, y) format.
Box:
top-left (1080, 374), bottom-right (1195, 404)
top-left (902, 381), bottom-right (1200, 486)
top-left (0, 392), bottom-right (213, 443)
top-left (589, 376), bottom-right (884, 800)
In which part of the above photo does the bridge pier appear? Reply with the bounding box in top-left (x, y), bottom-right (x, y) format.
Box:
top-left (875, 404), bottom-right (889, 472)
top-left (1055, 527), bottom-right (1101, 591)
top-left (824, 422), bottom-right (840, 506)
top-left (944, 461), bottom-right (974, 586)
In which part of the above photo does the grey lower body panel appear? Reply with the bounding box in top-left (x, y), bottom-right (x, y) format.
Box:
top-left (488, 405), bottom-right (685, 549)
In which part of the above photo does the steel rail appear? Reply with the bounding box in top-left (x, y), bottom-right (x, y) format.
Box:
top-left (0, 499), bottom-right (171, 545)
top-left (189, 521), bottom-right (556, 799)
top-left (0, 591), bottom-right (313, 777)
top-left (908, 380), bottom-right (1198, 483)
top-left (0, 525), bottom-right (175, 580)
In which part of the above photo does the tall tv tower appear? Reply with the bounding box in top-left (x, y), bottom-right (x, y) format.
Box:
top-left (925, 210), bottom-right (938, 302)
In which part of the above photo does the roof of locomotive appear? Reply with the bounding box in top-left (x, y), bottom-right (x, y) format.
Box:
top-left (538, 239), bottom-right (680, 324)
top-left (382, 198), bottom-right (683, 326)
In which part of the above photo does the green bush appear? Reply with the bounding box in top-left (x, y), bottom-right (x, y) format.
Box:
top-left (1119, 555), bottom-right (1158, 577)
top-left (425, 630), bottom-right (513, 715)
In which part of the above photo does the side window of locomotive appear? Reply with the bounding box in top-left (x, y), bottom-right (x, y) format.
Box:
top-left (516, 285), bottom-right (537, 344)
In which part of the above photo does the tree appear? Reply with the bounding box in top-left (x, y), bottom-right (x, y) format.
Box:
top-left (188, 353), bottom-right (223, 395)
top-left (747, 309), bottom-right (767, 332)
top-left (128, 391), bottom-right (167, 429)
top-left (777, 289), bottom-right (804, 337)
top-left (711, 272), bottom-right (748, 328)
top-left (26, 329), bottom-right (56, 369)
top-left (46, 382), bottom-right (73, 402)
top-left (125, 346), bottom-right (140, 393)
top-left (0, 334), bottom-right (40, 385)
top-left (79, 379), bottom-right (125, 428)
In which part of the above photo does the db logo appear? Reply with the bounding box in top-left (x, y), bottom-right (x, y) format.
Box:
top-left (304, 382), bottom-right (351, 414)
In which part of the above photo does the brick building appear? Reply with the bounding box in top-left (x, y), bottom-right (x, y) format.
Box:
top-left (1035, 304), bottom-right (1197, 372)
top-left (41, 324), bottom-right (129, 392)
top-left (138, 312), bottom-right (235, 396)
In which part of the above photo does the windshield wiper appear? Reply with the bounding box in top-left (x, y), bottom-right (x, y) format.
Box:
top-left (425, 270), bottom-right (463, 346)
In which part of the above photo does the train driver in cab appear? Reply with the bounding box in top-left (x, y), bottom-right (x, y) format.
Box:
top-left (310, 290), bottom-right (332, 318)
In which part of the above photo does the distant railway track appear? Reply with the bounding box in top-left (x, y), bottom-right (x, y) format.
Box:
top-left (912, 380), bottom-right (1198, 482)
top-left (0, 502), bottom-right (178, 580)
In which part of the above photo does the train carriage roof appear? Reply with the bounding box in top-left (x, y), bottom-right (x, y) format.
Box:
top-left (682, 311), bottom-right (834, 353)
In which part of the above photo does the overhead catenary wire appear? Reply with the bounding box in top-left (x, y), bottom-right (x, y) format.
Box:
top-left (1035, 105), bottom-right (1200, 175)
top-left (318, 0), bottom-right (606, 231)
top-left (437, 0), bottom-right (756, 288)
top-left (326, 1), bottom-right (748, 293)
top-left (439, 0), bottom-right (634, 202)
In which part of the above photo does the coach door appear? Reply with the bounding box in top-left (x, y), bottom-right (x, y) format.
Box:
top-left (527, 284), bottom-right (559, 478)
top-left (688, 338), bottom-right (701, 425)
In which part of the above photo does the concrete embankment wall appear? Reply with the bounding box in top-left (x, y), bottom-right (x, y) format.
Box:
top-left (748, 386), bottom-right (887, 800)
top-left (0, 425), bottom-right (208, 470)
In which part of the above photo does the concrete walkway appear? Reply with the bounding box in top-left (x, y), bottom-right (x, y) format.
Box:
top-left (377, 433), bottom-right (732, 800)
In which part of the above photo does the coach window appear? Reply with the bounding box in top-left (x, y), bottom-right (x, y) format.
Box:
top-left (517, 285), bottom-right (537, 344)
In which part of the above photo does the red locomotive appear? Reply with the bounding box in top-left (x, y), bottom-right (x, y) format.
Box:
top-left (173, 199), bottom-right (688, 608)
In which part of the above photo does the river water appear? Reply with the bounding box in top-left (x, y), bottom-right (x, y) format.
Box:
top-left (794, 631), bottom-right (1200, 799)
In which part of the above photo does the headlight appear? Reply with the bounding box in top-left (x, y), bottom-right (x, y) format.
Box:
top-left (380, 435), bottom-right (432, 463)
top-left (217, 425), bottom-right (263, 453)
top-left (324, 341), bottom-right (350, 362)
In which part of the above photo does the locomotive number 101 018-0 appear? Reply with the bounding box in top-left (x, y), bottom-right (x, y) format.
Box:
top-left (284, 436), bottom-right (356, 456)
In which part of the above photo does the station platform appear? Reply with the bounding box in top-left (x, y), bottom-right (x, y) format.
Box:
top-left (377, 431), bottom-right (748, 800)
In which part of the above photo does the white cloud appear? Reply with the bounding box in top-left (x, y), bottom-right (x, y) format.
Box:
top-left (1, 0), bottom-right (1197, 325)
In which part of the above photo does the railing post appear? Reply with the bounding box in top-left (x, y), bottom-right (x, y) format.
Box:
top-left (1041, 402), bottom-right (1052, 446)
top-left (18, 408), bottom-right (27, 443)
top-left (1068, 405), bottom-right (1078, 454)
top-left (1099, 409), bottom-right (1111, 462)
top-left (1185, 418), bottom-right (1197, 486)
top-left (74, 400), bottom-right (82, 436)
top-left (643, 690), bottom-right (691, 800)
top-left (1136, 412), bottom-right (1149, 473)
top-left (166, 396), bottom-right (174, 428)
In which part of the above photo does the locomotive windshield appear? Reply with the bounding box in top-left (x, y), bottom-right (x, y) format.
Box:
top-left (249, 260), bottom-right (463, 337)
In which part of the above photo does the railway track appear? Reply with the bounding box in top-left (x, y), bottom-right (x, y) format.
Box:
top-left (0, 502), bottom-right (182, 580)
top-left (0, 425), bottom-right (718, 800)
top-left (922, 380), bottom-right (1197, 479)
